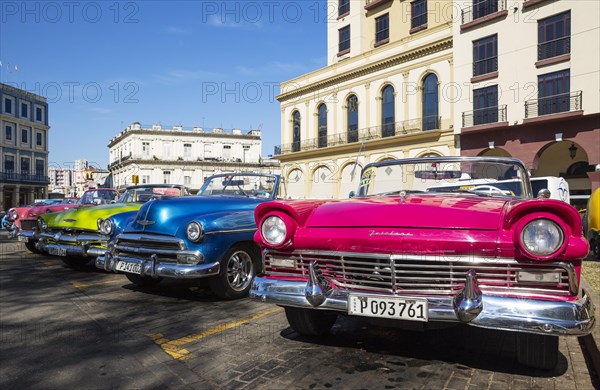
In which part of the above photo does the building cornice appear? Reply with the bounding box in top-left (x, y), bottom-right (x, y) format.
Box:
top-left (109, 159), bottom-right (279, 172)
top-left (107, 129), bottom-right (261, 148)
top-left (277, 37), bottom-right (453, 102)
top-left (0, 114), bottom-right (50, 130)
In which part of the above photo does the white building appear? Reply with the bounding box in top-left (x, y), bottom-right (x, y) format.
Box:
top-left (276, 0), bottom-right (456, 199)
top-left (108, 122), bottom-right (279, 192)
top-left (453, 0), bottom-right (600, 208)
top-left (48, 168), bottom-right (74, 193)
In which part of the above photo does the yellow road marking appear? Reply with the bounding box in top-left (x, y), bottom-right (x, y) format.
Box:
top-left (70, 279), bottom-right (122, 289)
top-left (146, 307), bottom-right (282, 361)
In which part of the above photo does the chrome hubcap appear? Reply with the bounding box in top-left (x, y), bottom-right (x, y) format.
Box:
top-left (226, 250), bottom-right (253, 291)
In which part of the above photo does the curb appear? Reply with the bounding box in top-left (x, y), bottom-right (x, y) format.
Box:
top-left (581, 275), bottom-right (600, 377)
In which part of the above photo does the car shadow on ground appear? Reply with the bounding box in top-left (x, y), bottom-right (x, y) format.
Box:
top-left (280, 315), bottom-right (568, 377)
top-left (121, 279), bottom-right (223, 303)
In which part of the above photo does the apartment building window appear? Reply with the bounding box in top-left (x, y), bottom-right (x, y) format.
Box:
top-left (318, 104), bottom-right (328, 148)
top-left (4, 97), bottom-right (13, 114)
top-left (163, 142), bottom-right (172, 158)
top-left (204, 144), bottom-right (213, 159)
top-left (473, 85), bottom-right (499, 125)
top-left (5, 155), bottom-right (15, 172)
top-left (538, 11), bottom-right (570, 60)
top-left (347, 95), bottom-right (359, 143)
top-left (411, 0), bottom-right (427, 29)
top-left (292, 111), bottom-right (301, 152)
top-left (473, 35), bottom-right (497, 76)
top-left (36, 132), bottom-right (43, 147)
top-left (223, 145), bottom-right (232, 160)
top-left (473, 0), bottom-right (498, 20)
top-left (21, 128), bottom-right (28, 143)
top-left (21, 157), bottom-right (30, 174)
top-left (381, 85), bottom-right (395, 137)
top-left (141, 142), bottom-right (150, 156)
top-left (35, 159), bottom-right (44, 176)
top-left (36, 106), bottom-right (43, 121)
top-left (184, 176), bottom-right (192, 186)
top-left (5, 125), bottom-right (13, 141)
top-left (375, 14), bottom-right (389, 45)
top-left (163, 170), bottom-right (171, 184)
top-left (422, 74), bottom-right (439, 130)
top-left (538, 69), bottom-right (570, 115)
top-left (184, 143), bottom-right (192, 158)
top-left (339, 0), bottom-right (349, 17)
top-left (142, 175), bottom-right (150, 184)
top-left (338, 25), bottom-right (350, 54)
top-left (21, 102), bottom-right (29, 119)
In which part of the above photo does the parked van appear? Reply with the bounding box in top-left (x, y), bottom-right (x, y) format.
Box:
top-left (427, 176), bottom-right (570, 203)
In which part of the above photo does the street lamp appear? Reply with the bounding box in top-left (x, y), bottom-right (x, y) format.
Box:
top-left (568, 143), bottom-right (578, 159)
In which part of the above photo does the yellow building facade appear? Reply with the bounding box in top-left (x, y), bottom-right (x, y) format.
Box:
top-left (276, 0), bottom-right (457, 199)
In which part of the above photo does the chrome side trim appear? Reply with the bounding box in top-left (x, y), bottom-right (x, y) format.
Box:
top-left (206, 228), bottom-right (257, 235)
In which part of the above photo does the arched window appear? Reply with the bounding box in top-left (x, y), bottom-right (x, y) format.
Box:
top-left (292, 111), bottom-right (301, 152)
top-left (318, 104), bottom-right (327, 148)
top-left (347, 95), bottom-right (358, 143)
top-left (382, 85), bottom-right (395, 137)
top-left (422, 74), bottom-right (439, 130)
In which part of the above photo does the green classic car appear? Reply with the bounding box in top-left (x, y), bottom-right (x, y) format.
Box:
top-left (37, 184), bottom-right (188, 267)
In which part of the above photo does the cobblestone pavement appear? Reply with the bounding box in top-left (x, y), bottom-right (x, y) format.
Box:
top-left (1, 237), bottom-right (598, 389)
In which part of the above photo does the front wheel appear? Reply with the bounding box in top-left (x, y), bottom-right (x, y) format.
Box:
top-left (284, 307), bottom-right (338, 336)
top-left (209, 245), bottom-right (259, 300)
top-left (516, 333), bottom-right (559, 370)
top-left (24, 241), bottom-right (41, 254)
top-left (61, 256), bottom-right (92, 268)
top-left (125, 273), bottom-right (163, 288)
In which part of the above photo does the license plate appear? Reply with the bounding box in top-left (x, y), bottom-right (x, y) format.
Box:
top-left (48, 247), bottom-right (67, 257)
top-left (116, 261), bottom-right (142, 275)
top-left (348, 295), bottom-right (428, 322)
top-left (18, 236), bottom-right (29, 243)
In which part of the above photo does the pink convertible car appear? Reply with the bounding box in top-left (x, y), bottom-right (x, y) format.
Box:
top-left (250, 156), bottom-right (594, 370)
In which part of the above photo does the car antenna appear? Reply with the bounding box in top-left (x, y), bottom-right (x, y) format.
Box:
top-left (350, 140), bottom-right (366, 181)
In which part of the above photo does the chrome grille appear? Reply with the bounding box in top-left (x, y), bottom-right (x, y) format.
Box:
top-left (20, 220), bottom-right (37, 231)
top-left (114, 234), bottom-right (184, 263)
top-left (264, 250), bottom-right (575, 297)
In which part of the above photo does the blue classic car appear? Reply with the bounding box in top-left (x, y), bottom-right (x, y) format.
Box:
top-left (97, 173), bottom-right (282, 299)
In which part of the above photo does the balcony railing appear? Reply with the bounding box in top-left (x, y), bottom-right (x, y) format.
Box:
top-left (274, 116), bottom-right (441, 156)
top-left (525, 91), bottom-right (582, 118)
top-left (461, 0), bottom-right (506, 25)
top-left (538, 36), bottom-right (570, 60)
top-left (462, 105), bottom-right (507, 127)
top-left (0, 172), bottom-right (50, 184)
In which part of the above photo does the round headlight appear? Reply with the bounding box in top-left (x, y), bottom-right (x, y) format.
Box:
top-left (261, 216), bottom-right (287, 246)
top-left (521, 219), bottom-right (564, 256)
top-left (38, 218), bottom-right (47, 231)
top-left (99, 219), bottom-right (114, 235)
top-left (8, 209), bottom-right (18, 220)
top-left (186, 221), bottom-right (204, 242)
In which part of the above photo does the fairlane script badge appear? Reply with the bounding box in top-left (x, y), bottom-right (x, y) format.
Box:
top-left (369, 230), bottom-right (413, 237)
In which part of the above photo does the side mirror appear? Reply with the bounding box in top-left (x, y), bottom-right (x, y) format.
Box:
top-left (349, 191), bottom-right (356, 198)
top-left (537, 189), bottom-right (551, 199)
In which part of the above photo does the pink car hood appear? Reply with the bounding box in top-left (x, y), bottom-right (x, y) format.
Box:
top-left (304, 195), bottom-right (510, 230)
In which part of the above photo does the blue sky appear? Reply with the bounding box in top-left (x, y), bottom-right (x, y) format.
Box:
top-left (0, 1), bottom-right (328, 169)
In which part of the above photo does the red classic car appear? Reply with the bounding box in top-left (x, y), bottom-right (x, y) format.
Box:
top-left (250, 156), bottom-right (595, 370)
top-left (6, 188), bottom-right (118, 253)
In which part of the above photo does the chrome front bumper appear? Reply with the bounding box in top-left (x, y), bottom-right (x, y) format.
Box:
top-left (96, 252), bottom-right (220, 280)
top-left (17, 230), bottom-right (39, 242)
top-left (37, 231), bottom-right (109, 257)
top-left (250, 270), bottom-right (596, 337)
